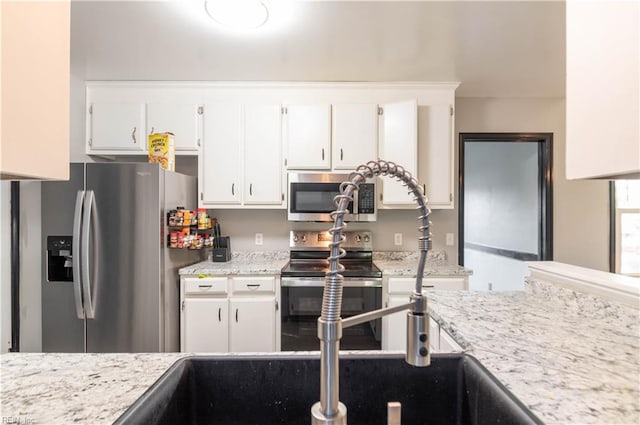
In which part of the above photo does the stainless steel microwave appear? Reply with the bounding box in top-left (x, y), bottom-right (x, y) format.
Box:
top-left (288, 173), bottom-right (377, 222)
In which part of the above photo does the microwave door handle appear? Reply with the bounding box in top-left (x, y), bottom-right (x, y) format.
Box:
top-left (72, 190), bottom-right (85, 319)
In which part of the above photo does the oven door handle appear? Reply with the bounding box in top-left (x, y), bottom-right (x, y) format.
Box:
top-left (280, 278), bottom-right (382, 288)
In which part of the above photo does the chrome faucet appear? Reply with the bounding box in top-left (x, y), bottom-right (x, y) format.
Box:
top-left (311, 160), bottom-right (433, 425)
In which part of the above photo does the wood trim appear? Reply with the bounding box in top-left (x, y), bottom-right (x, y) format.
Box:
top-left (464, 242), bottom-right (539, 262)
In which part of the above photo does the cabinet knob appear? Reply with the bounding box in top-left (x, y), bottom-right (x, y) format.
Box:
top-left (340, 148), bottom-right (343, 161)
top-left (321, 148), bottom-right (325, 161)
top-left (218, 307), bottom-right (222, 322)
top-left (235, 308), bottom-right (239, 322)
top-left (249, 183), bottom-right (253, 196)
top-left (131, 127), bottom-right (137, 143)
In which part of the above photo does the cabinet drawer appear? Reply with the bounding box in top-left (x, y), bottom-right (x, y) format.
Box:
top-left (387, 277), bottom-right (467, 294)
top-left (183, 277), bottom-right (228, 295)
top-left (232, 277), bottom-right (276, 294)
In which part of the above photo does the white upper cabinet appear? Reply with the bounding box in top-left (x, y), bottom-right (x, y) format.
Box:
top-left (566, 1), bottom-right (640, 179)
top-left (332, 103), bottom-right (379, 170)
top-left (1, 0), bottom-right (70, 180)
top-left (200, 102), bottom-right (284, 208)
top-left (244, 104), bottom-right (283, 205)
top-left (88, 102), bottom-right (146, 152)
top-left (379, 100), bottom-right (418, 207)
top-left (147, 103), bottom-right (201, 152)
top-left (419, 104), bottom-right (455, 208)
top-left (285, 104), bottom-right (332, 170)
top-left (200, 103), bottom-right (242, 205)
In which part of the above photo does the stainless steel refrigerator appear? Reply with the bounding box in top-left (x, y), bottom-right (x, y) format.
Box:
top-left (41, 162), bottom-right (198, 352)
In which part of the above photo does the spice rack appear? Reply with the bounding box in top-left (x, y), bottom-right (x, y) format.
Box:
top-left (167, 208), bottom-right (213, 250)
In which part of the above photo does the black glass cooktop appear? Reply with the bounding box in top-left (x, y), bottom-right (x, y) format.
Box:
top-left (281, 251), bottom-right (382, 279)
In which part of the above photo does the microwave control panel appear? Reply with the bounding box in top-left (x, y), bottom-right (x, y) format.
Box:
top-left (358, 184), bottom-right (376, 214)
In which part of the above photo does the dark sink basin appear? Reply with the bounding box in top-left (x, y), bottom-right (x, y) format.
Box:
top-left (115, 353), bottom-right (541, 425)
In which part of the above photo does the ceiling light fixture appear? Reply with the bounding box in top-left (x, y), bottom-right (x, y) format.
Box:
top-left (204, 0), bottom-right (269, 30)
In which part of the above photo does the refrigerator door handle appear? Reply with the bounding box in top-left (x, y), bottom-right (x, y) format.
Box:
top-left (81, 190), bottom-right (99, 319)
top-left (72, 191), bottom-right (85, 319)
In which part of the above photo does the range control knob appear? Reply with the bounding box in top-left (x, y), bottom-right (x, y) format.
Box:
top-left (364, 235), bottom-right (370, 243)
top-left (355, 234), bottom-right (362, 242)
top-left (301, 235), bottom-right (307, 242)
top-left (293, 235), bottom-right (299, 242)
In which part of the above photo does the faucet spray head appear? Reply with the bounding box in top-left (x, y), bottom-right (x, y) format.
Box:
top-left (406, 293), bottom-right (431, 367)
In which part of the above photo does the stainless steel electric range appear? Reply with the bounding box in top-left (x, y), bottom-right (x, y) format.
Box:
top-left (280, 230), bottom-right (382, 351)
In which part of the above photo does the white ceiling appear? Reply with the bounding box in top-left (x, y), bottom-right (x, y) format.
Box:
top-left (71, 1), bottom-right (566, 98)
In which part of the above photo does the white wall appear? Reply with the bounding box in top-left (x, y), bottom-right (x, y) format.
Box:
top-left (1, 183), bottom-right (11, 352)
top-left (465, 142), bottom-right (539, 253)
top-left (0, 182), bottom-right (42, 353)
top-left (456, 98), bottom-right (610, 271)
top-left (212, 208), bottom-right (456, 259)
top-left (19, 182), bottom-right (41, 351)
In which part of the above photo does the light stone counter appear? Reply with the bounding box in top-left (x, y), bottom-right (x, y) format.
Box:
top-left (4, 255), bottom-right (636, 424)
top-left (0, 353), bottom-right (187, 424)
top-left (427, 279), bottom-right (640, 425)
top-left (373, 251), bottom-right (472, 277)
top-left (178, 250), bottom-right (470, 277)
top-left (179, 251), bottom-right (289, 276)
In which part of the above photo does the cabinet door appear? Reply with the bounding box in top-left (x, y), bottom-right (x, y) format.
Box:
top-left (182, 298), bottom-right (228, 352)
top-left (566, 1), bottom-right (640, 179)
top-left (229, 297), bottom-right (276, 352)
top-left (89, 102), bottom-right (146, 152)
top-left (147, 103), bottom-right (200, 152)
top-left (419, 104), bottom-right (454, 208)
top-left (382, 294), bottom-right (408, 351)
top-left (244, 104), bottom-right (283, 205)
top-left (285, 104), bottom-right (331, 169)
top-left (379, 100), bottom-right (418, 206)
top-left (332, 103), bottom-right (378, 170)
top-left (1, 0), bottom-right (70, 179)
top-left (200, 103), bottom-right (242, 205)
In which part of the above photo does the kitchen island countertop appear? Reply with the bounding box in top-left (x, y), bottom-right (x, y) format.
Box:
top-left (2, 281), bottom-right (637, 424)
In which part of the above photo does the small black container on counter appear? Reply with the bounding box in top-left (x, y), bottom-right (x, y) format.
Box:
top-left (211, 236), bottom-right (231, 262)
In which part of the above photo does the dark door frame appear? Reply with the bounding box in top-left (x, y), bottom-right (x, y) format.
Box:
top-left (458, 133), bottom-right (554, 266)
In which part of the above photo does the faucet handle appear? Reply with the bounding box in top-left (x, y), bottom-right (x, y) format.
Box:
top-left (388, 402), bottom-right (401, 425)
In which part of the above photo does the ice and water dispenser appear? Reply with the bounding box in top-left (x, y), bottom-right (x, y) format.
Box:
top-left (46, 236), bottom-right (73, 282)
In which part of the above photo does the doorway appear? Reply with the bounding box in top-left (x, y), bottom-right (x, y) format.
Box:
top-left (459, 133), bottom-right (553, 291)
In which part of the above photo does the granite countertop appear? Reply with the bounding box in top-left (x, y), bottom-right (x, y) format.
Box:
top-left (179, 250), bottom-right (471, 277)
top-left (427, 279), bottom-right (640, 424)
top-left (179, 251), bottom-right (289, 275)
top-left (4, 270), bottom-right (637, 424)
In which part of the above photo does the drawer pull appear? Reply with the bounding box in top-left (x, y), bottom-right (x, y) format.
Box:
top-left (422, 285), bottom-right (435, 288)
top-left (235, 308), bottom-right (239, 322)
top-left (198, 284), bottom-right (213, 289)
top-left (246, 284), bottom-right (261, 290)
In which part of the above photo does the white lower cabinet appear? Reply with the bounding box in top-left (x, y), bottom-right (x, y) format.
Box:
top-left (183, 298), bottom-right (229, 352)
top-left (181, 275), bottom-right (279, 353)
top-left (381, 276), bottom-right (468, 351)
top-left (229, 298), bottom-right (276, 352)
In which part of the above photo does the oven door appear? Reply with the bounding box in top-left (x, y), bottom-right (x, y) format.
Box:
top-left (281, 278), bottom-right (382, 351)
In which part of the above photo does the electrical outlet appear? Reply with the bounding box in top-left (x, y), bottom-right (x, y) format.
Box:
top-left (445, 233), bottom-right (455, 246)
top-left (394, 233), bottom-right (403, 246)
top-left (255, 233), bottom-right (263, 246)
